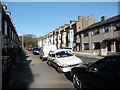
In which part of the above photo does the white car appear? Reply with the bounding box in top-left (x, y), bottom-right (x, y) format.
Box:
top-left (47, 49), bottom-right (82, 73)
top-left (39, 44), bottom-right (57, 61)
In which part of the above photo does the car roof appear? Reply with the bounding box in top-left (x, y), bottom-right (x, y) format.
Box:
top-left (50, 49), bottom-right (72, 53)
top-left (106, 54), bottom-right (120, 58)
top-left (34, 47), bottom-right (40, 48)
top-left (60, 47), bottom-right (72, 49)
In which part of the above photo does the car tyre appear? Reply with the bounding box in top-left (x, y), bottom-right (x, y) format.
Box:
top-left (47, 60), bottom-right (51, 67)
top-left (41, 56), bottom-right (44, 61)
top-left (39, 54), bottom-right (41, 58)
top-left (73, 73), bottom-right (82, 89)
top-left (57, 66), bottom-right (62, 73)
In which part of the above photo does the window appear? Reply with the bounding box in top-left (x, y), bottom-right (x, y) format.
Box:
top-left (59, 36), bottom-right (61, 40)
top-left (52, 54), bottom-right (55, 57)
top-left (49, 51), bottom-right (55, 58)
top-left (2, 18), bottom-right (5, 34)
top-left (5, 21), bottom-right (7, 35)
top-left (49, 51), bottom-right (52, 56)
top-left (83, 32), bottom-right (88, 37)
top-left (12, 31), bottom-right (14, 39)
top-left (13, 33), bottom-right (15, 40)
top-left (68, 33), bottom-right (70, 41)
top-left (104, 26), bottom-right (110, 33)
top-left (94, 42), bottom-right (100, 49)
top-left (9, 27), bottom-right (11, 38)
top-left (56, 51), bottom-right (73, 58)
top-left (84, 43), bottom-right (89, 50)
top-left (116, 23), bottom-right (120, 30)
top-left (93, 29), bottom-right (100, 35)
top-left (89, 56), bottom-right (118, 75)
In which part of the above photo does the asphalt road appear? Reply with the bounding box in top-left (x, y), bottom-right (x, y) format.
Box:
top-left (75, 55), bottom-right (99, 64)
top-left (12, 50), bottom-right (75, 89)
top-left (11, 50), bottom-right (100, 89)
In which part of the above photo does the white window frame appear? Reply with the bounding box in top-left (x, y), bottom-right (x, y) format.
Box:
top-left (5, 20), bottom-right (7, 35)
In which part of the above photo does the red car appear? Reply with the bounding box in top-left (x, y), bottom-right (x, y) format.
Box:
top-left (27, 47), bottom-right (32, 51)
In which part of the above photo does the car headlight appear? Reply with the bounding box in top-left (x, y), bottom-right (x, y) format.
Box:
top-left (62, 64), bottom-right (68, 67)
top-left (79, 60), bottom-right (82, 63)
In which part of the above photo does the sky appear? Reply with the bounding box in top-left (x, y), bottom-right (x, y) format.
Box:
top-left (5, 2), bottom-right (118, 37)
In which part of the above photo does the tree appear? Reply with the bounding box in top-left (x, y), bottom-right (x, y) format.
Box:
top-left (19, 34), bottom-right (38, 48)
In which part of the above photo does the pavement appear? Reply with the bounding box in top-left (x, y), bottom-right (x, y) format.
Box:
top-left (73, 51), bottom-right (104, 59)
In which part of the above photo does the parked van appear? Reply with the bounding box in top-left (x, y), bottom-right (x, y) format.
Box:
top-left (39, 44), bottom-right (57, 61)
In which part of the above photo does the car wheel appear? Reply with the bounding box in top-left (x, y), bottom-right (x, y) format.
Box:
top-left (73, 73), bottom-right (82, 89)
top-left (41, 56), bottom-right (44, 61)
top-left (57, 66), bottom-right (62, 73)
top-left (39, 55), bottom-right (41, 59)
top-left (47, 60), bottom-right (51, 67)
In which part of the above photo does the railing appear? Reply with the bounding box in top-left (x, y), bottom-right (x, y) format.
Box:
top-left (1, 3), bottom-right (21, 88)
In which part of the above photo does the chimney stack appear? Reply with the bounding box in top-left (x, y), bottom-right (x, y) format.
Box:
top-left (2, 4), bottom-right (7, 11)
top-left (78, 16), bottom-right (84, 21)
top-left (6, 11), bottom-right (11, 16)
top-left (101, 16), bottom-right (107, 21)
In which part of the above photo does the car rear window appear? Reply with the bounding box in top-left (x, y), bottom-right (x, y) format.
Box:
top-left (34, 48), bottom-right (40, 51)
top-left (56, 51), bottom-right (73, 58)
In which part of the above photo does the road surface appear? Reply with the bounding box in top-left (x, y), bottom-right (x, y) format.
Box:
top-left (12, 51), bottom-right (75, 89)
top-left (11, 50), bottom-right (100, 89)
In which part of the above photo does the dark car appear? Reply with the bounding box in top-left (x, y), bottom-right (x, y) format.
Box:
top-left (71, 55), bottom-right (120, 90)
top-left (33, 47), bottom-right (40, 55)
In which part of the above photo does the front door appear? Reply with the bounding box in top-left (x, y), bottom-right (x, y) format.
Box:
top-left (116, 39), bottom-right (120, 52)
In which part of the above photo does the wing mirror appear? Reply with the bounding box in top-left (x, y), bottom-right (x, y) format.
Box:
top-left (87, 67), bottom-right (98, 73)
top-left (52, 57), bottom-right (55, 61)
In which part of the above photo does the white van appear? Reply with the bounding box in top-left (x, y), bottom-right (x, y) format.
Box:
top-left (39, 44), bottom-right (57, 61)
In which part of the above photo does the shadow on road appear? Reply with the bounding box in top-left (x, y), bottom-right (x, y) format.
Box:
top-left (64, 72), bottom-right (73, 82)
top-left (9, 50), bottom-right (34, 89)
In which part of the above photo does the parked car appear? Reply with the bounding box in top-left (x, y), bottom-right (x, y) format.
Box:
top-left (26, 47), bottom-right (32, 51)
top-left (71, 54), bottom-right (120, 90)
top-left (33, 47), bottom-right (40, 55)
top-left (47, 49), bottom-right (82, 73)
top-left (60, 47), bottom-right (73, 53)
top-left (39, 44), bottom-right (57, 61)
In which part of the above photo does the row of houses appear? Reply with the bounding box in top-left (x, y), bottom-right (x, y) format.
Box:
top-left (1, 3), bottom-right (21, 87)
top-left (38, 15), bottom-right (120, 56)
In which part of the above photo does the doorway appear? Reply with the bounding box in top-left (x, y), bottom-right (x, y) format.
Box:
top-left (116, 39), bottom-right (120, 52)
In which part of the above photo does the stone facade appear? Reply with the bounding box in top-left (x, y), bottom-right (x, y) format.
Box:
top-left (38, 15), bottom-right (120, 56)
top-left (77, 15), bottom-right (120, 56)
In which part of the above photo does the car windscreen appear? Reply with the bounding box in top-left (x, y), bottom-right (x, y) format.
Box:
top-left (34, 48), bottom-right (40, 51)
top-left (56, 51), bottom-right (73, 58)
